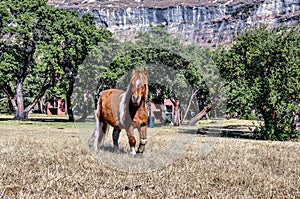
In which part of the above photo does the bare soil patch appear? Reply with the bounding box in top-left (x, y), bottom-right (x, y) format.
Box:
top-left (0, 118), bottom-right (299, 198)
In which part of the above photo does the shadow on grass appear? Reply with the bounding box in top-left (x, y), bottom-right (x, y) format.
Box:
top-left (0, 118), bottom-right (13, 121)
top-left (177, 125), bottom-right (256, 140)
top-left (0, 116), bottom-right (70, 123)
top-left (0, 115), bottom-right (257, 140)
top-left (30, 118), bottom-right (70, 122)
top-left (88, 144), bottom-right (134, 155)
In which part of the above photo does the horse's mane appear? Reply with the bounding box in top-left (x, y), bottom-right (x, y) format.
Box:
top-left (119, 70), bottom-right (148, 127)
top-left (130, 70), bottom-right (148, 99)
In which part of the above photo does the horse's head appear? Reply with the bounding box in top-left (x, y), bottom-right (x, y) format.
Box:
top-left (130, 70), bottom-right (148, 106)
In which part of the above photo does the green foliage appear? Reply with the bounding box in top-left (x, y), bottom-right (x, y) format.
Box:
top-left (73, 38), bottom-right (119, 117)
top-left (213, 26), bottom-right (300, 140)
top-left (0, 92), bottom-right (10, 113)
top-left (0, 0), bottom-right (111, 119)
top-left (114, 27), bottom-right (223, 109)
top-left (74, 26), bottom-right (225, 120)
top-left (127, 27), bottom-right (223, 110)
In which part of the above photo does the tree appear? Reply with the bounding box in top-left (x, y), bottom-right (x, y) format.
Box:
top-left (213, 27), bottom-right (300, 140)
top-left (0, 0), bottom-right (111, 120)
top-left (73, 38), bottom-right (121, 121)
top-left (73, 26), bottom-right (225, 123)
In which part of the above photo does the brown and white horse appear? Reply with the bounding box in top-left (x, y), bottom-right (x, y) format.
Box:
top-left (94, 70), bottom-right (149, 155)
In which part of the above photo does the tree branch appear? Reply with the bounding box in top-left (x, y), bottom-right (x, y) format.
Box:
top-left (189, 106), bottom-right (211, 126)
top-left (1, 83), bottom-right (17, 111)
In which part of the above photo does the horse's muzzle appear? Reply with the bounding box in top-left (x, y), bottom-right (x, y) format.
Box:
top-left (131, 96), bottom-right (141, 106)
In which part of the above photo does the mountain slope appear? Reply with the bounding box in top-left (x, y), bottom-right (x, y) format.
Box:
top-left (48, 0), bottom-right (300, 46)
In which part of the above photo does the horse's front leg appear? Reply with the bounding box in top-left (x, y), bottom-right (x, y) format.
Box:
top-left (137, 125), bottom-right (148, 153)
top-left (126, 125), bottom-right (136, 155)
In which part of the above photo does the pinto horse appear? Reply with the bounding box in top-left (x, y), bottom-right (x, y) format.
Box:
top-left (94, 70), bottom-right (149, 155)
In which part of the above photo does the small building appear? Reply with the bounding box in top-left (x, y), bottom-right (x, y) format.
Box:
top-left (150, 99), bottom-right (174, 123)
top-left (45, 97), bottom-right (66, 115)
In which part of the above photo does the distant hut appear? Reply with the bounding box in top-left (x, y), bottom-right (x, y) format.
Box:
top-left (46, 96), bottom-right (66, 115)
top-left (150, 99), bottom-right (174, 124)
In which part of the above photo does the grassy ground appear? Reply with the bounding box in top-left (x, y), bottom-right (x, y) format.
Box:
top-left (0, 116), bottom-right (299, 198)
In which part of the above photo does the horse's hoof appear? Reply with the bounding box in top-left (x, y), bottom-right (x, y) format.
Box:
top-left (130, 147), bottom-right (136, 156)
top-left (93, 145), bottom-right (98, 151)
top-left (114, 146), bottom-right (120, 153)
top-left (137, 145), bottom-right (145, 153)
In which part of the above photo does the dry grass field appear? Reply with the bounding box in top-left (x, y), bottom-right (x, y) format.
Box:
top-left (0, 116), bottom-right (299, 198)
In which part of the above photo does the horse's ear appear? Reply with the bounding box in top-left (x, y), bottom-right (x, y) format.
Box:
top-left (143, 71), bottom-right (148, 76)
top-left (132, 69), bottom-right (137, 75)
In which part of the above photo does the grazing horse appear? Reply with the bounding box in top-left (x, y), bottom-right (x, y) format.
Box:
top-left (94, 70), bottom-right (149, 155)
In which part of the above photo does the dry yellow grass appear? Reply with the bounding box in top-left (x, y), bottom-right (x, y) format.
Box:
top-left (0, 119), bottom-right (299, 198)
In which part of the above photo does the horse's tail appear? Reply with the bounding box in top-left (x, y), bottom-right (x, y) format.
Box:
top-left (98, 115), bottom-right (108, 145)
top-left (94, 94), bottom-right (108, 150)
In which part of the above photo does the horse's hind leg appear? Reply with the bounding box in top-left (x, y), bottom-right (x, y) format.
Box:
top-left (112, 128), bottom-right (121, 152)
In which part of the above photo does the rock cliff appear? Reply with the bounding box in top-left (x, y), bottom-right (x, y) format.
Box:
top-left (48, 0), bottom-right (300, 47)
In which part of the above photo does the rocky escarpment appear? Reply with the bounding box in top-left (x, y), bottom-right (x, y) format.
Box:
top-left (48, 0), bottom-right (300, 47)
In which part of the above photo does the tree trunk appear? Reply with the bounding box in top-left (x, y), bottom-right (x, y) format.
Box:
top-left (260, 108), bottom-right (277, 139)
top-left (15, 77), bottom-right (55, 120)
top-left (189, 106), bottom-right (211, 126)
top-left (170, 98), bottom-right (180, 126)
top-left (182, 88), bottom-right (199, 122)
top-left (24, 89), bottom-right (50, 116)
top-left (3, 70), bottom-right (56, 120)
top-left (66, 81), bottom-right (74, 122)
top-left (14, 79), bottom-right (28, 120)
